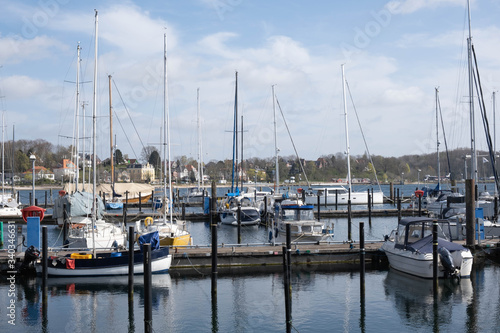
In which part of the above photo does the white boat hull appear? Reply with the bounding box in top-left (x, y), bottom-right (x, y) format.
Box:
top-left (219, 207), bottom-right (261, 225)
top-left (305, 190), bottom-right (383, 205)
top-left (381, 242), bottom-right (473, 279)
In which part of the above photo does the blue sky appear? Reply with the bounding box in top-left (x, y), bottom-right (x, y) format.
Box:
top-left (1, 0), bottom-right (499, 164)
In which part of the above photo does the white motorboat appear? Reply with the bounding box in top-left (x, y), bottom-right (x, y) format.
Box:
top-left (274, 198), bottom-right (333, 243)
top-left (381, 217), bottom-right (473, 279)
top-left (219, 194), bottom-right (261, 226)
top-left (304, 185), bottom-right (384, 205)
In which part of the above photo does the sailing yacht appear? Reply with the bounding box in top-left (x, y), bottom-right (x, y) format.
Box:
top-left (305, 65), bottom-right (384, 205)
top-left (136, 33), bottom-right (192, 246)
top-left (0, 114), bottom-right (21, 217)
top-left (218, 71), bottom-right (261, 226)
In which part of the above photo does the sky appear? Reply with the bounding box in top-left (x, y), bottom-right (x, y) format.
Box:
top-left (1, 0), bottom-right (500, 164)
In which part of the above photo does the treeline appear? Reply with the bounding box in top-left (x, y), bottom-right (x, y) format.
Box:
top-left (3, 139), bottom-right (490, 184)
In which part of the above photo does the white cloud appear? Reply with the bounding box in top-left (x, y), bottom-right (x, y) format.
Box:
top-left (387, 0), bottom-right (467, 15)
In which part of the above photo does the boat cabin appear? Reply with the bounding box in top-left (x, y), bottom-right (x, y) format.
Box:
top-left (394, 217), bottom-right (453, 251)
top-left (281, 204), bottom-right (315, 221)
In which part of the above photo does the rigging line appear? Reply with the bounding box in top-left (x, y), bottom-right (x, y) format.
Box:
top-left (112, 78), bottom-right (144, 158)
top-left (274, 96), bottom-right (311, 188)
top-left (344, 80), bottom-right (383, 194)
top-left (472, 45), bottom-right (500, 196)
top-left (437, 92), bottom-right (453, 180)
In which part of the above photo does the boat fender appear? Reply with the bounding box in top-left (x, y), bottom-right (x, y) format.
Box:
top-left (144, 217), bottom-right (154, 227)
top-left (438, 247), bottom-right (455, 275)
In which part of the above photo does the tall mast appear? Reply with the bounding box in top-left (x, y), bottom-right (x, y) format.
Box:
top-left (109, 74), bottom-right (114, 190)
top-left (163, 32), bottom-right (173, 224)
top-left (2, 113), bottom-right (4, 201)
top-left (467, 0), bottom-right (477, 185)
top-left (241, 115), bottom-right (244, 189)
top-left (231, 71), bottom-right (238, 193)
top-left (273, 84), bottom-right (279, 193)
top-left (341, 64), bottom-right (352, 195)
top-left (436, 87), bottom-right (441, 190)
top-left (91, 9), bottom-right (98, 257)
top-left (75, 43), bottom-right (81, 191)
top-left (197, 88), bottom-right (202, 189)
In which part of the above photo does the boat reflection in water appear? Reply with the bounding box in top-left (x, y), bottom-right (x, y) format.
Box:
top-left (383, 269), bottom-right (473, 329)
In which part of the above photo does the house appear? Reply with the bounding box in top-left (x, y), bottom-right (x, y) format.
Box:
top-left (126, 163), bottom-right (155, 182)
top-left (53, 159), bottom-right (78, 181)
top-left (25, 166), bottom-right (55, 182)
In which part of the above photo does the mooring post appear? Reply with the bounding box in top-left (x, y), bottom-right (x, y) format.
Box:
top-left (128, 225), bottom-right (134, 299)
top-left (211, 181), bottom-right (217, 222)
top-left (123, 203), bottom-right (128, 224)
top-left (432, 220), bottom-right (438, 294)
top-left (182, 203), bottom-right (186, 220)
top-left (42, 226), bottom-right (48, 283)
top-left (151, 190), bottom-right (155, 210)
top-left (29, 192), bottom-right (32, 206)
top-left (335, 191), bottom-right (338, 210)
top-left (324, 189), bottom-right (327, 208)
top-left (359, 221), bottom-right (365, 295)
top-left (418, 195), bottom-right (422, 217)
top-left (0, 222), bottom-right (3, 247)
top-left (348, 199), bottom-right (352, 242)
top-left (282, 245), bottom-right (291, 333)
top-left (237, 202), bottom-right (242, 244)
top-left (465, 179), bottom-right (476, 246)
top-left (367, 190), bottom-right (372, 226)
top-left (103, 192), bottom-right (107, 208)
top-left (264, 196), bottom-right (268, 225)
top-left (138, 192), bottom-right (142, 212)
top-left (317, 194), bottom-right (321, 222)
top-left (285, 222), bottom-right (292, 333)
top-left (63, 204), bottom-right (68, 248)
top-left (211, 197), bottom-right (218, 295)
top-left (44, 191), bottom-right (47, 208)
top-left (397, 194), bottom-right (402, 223)
top-left (143, 243), bottom-right (152, 333)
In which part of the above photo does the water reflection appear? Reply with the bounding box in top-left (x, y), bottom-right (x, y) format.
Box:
top-left (383, 269), bottom-right (473, 331)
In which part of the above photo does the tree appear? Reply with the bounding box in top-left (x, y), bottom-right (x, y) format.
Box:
top-left (149, 150), bottom-right (161, 176)
top-left (141, 145), bottom-right (158, 164)
top-left (115, 149), bottom-right (124, 164)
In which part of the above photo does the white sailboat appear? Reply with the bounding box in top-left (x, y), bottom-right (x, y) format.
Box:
top-left (136, 33), bottom-right (192, 246)
top-left (37, 11), bottom-right (171, 276)
top-left (305, 65), bottom-right (384, 205)
top-left (0, 113), bottom-right (21, 217)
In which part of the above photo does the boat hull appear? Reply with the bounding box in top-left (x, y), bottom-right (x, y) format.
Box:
top-left (36, 247), bottom-right (171, 277)
top-left (305, 190), bottom-right (383, 205)
top-left (381, 242), bottom-right (473, 279)
top-left (219, 207), bottom-right (261, 226)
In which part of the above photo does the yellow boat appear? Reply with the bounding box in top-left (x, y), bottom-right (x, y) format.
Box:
top-left (136, 217), bottom-right (192, 248)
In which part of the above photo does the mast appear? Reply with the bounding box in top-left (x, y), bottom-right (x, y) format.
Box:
top-left (273, 84), bottom-right (279, 193)
top-left (163, 32), bottom-right (173, 224)
top-left (109, 74), bottom-right (114, 191)
top-left (341, 64), bottom-right (352, 195)
top-left (241, 115), bottom-right (244, 189)
top-left (75, 43), bottom-right (81, 191)
top-left (436, 87), bottom-right (441, 190)
top-left (81, 102), bottom-right (87, 189)
top-left (467, 0), bottom-right (477, 185)
top-left (91, 9), bottom-right (98, 257)
top-left (231, 71), bottom-right (238, 193)
top-left (197, 88), bottom-right (202, 189)
top-left (11, 124), bottom-right (14, 196)
top-left (2, 113), bottom-right (4, 202)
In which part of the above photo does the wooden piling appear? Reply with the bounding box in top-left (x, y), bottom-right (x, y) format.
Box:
top-left (128, 225), bottom-right (134, 299)
top-left (465, 179), bottom-right (475, 246)
top-left (211, 197), bottom-right (218, 295)
top-left (347, 199), bottom-right (352, 242)
top-left (432, 220), bottom-right (438, 294)
top-left (143, 243), bottom-right (152, 333)
top-left (237, 203), bottom-right (241, 244)
top-left (367, 190), bottom-right (372, 226)
top-left (359, 221), bottom-right (365, 294)
top-left (42, 226), bottom-right (48, 282)
top-left (317, 195), bottom-right (321, 222)
top-left (138, 193), bottom-right (142, 212)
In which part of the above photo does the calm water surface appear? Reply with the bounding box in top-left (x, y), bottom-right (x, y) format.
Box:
top-left (2, 183), bottom-right (499, 332)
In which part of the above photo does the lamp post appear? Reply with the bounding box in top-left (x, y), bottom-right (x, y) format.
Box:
top-left (30, 154), bottom-right (36, 205)
top-left (417, 169), bottom-right (421, 189)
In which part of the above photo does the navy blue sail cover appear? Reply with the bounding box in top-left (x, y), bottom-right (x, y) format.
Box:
top-left (408, 235), bottom-right (466, 253)
top-left (138, 231), bottom-right (160, 251)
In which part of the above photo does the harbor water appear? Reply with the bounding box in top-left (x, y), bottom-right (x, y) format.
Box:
top-left (1, 183), bottom-right (499, 332)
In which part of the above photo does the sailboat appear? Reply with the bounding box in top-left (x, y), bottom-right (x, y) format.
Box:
top-left (0, 113), bottom-right (21, 217)
top-left (105, 74), bottom-right (123, 210)
top-left (305, 65), bottom-right (384, 205)
top-left (135, 33), bottom-right (192, 247)
top-left (37, 11), bottom-right (171, 276)
top-left (218, 72), bottom-right (261, 226)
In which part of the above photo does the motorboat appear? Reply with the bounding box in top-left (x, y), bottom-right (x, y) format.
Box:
top-left (135, 215), bottom-right (192, 247)
top-left (218, 194), bottom-right (261, 226)
top-left (304, 186), bottom-right (384, 205)
top-left (274, 198), bottom-right (333, 243)
top-left (380, 217), bottom-right (473, 279)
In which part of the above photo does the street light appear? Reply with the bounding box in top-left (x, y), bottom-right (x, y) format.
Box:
top-left (417, 169), bottom-right (421, 189)
top-left (29, 154), bottom-right (36, 205)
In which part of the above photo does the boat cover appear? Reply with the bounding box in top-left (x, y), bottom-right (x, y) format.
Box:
top-left (138, 231), bottom-right (160, 251)
top-left (408, 235), bottom-right (467, 253)
top-left (53, 191), bottom-right (105, 220)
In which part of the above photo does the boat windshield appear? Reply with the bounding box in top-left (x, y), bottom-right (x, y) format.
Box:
top-left (282, 208), bottom-right (314, 221)
top-left (396, 219), bottom-right (452, 247)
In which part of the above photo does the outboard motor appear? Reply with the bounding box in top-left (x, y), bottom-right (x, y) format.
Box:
top-left (438, 247), bottom-right (459, 279)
